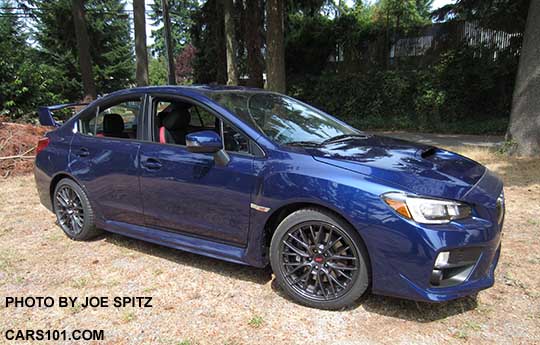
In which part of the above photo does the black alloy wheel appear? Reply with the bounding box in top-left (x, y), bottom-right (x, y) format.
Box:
top-left (53, 178), bottom-right (99, 240)
top-left (270, 208), bottom-right (370, 310)
top-left (55, 184), bottom-right (84, 236)
top-left (280, 221), bottom-right (359, 301)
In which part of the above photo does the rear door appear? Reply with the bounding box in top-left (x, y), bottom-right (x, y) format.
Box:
top-left (138, 95), bottom-right (261, 246)
top-left (69, 95), bottom-right (145, 226)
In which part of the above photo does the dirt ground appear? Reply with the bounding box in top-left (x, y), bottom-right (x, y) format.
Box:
top-left (0, 146), bottom-right (539, 345)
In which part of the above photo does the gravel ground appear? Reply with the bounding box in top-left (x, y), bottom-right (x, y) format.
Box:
top-left (0, 147), bottom-right (539, 345)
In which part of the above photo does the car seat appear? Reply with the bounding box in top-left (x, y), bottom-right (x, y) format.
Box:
top-left (103, 113), bottom-right (129, 138)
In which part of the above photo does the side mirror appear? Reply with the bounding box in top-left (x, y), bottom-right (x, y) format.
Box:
top-left (186, 130), bottom-right (223, 153)
top-left (186, 130), bottom-right (230, 166)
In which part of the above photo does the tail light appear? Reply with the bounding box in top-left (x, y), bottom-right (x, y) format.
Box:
top-left (36, 137), bottom-right (50, 155)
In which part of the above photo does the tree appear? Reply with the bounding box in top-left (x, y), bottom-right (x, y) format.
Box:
top-left (161, 0), bottom-right (176, 84)
top-left (507, 0), bottom-right (540, 156)
top-left (266, 0), bottom-right (286, 92)
top-left (149, 56), bottom-right (168, 85)
top-left (432, 0), bottom-right (530, 34)
top-left (244, 0), bottom-right (264, 88)
top-left (149, 0), bottom-right (199, 56)
top-left (191, 0), bottom-right (227, 84)
top-left (0, 0), bottom-right (65, 120)
top-left (223, 0), bottom-right (238, 85)
top-left (134, 0), bottom-right (149, 86)
top-left (175, 44), bottom-right (196, 83)
top-left (34, 0), bottom-right (134, 101)
top-left (71, 0), bottom-right (97, 101)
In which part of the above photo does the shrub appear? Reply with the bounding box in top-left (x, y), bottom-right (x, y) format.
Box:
top-left (289, 45), bottom-right (516, 135)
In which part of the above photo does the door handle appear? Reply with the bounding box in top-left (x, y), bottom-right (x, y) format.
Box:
top-left (142, 158), bottom-right (162, 170)
top-left (76, 147), bottom-right (90, 157)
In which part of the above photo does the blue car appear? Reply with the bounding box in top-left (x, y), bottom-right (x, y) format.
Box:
top-left (34, 86), bottom-right (504, 309)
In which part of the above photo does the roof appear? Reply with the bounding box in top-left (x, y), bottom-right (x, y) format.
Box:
top-left (124, 84), bottom-right (265, 94)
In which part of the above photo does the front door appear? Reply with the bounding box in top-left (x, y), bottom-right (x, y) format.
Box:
top-left (138, 97), bottom-right (259, 246)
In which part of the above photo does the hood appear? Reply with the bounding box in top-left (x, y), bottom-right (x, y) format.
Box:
top-left (306, 135), bottom-right (487, 200)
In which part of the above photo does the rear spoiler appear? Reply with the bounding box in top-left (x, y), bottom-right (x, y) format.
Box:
top-left (38, 103), bottom-right (88, 127)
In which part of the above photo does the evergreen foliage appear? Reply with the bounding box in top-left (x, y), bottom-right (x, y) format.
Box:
top-left (33, 0), bottom-right (133, 101)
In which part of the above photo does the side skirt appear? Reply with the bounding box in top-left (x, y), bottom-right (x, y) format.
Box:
top-left (100, 220), bottom-right (252, 267)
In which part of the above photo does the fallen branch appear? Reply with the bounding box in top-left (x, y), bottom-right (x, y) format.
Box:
top-left (0, 155), bottom-right (35, 160)
top-left (0, 146), bottom-right (36, 160)
top-left (0, 130), bottom-right (14, 152)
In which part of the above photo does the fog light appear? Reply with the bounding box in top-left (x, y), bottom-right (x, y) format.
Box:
top-left (430, 269), bottom-right (443, 286)
top-left (434, 251), bottom-right (450, 268)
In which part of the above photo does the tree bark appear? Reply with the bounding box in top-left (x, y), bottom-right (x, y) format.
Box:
top-left (134, 0), bottom-right (149, 86)
top-left (245, 0), bottom-right (264, 88)
top-left (223, 0), bottom-right (238, 85)
top-left (213, 0), bottom-right (227, 84)
top-left (161, 0), bottom-right (176, 85)
top-left (266, 0), bottom-right (286, 92)
top-left (72, 0), bottom-right (96, 102)
top-left (507, 0), bottom-right (540, 156)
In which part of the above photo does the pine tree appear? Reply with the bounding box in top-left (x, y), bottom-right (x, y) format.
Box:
top-left (149, 0), bottom-right (199, 57)
top-left (0, 0), bottom-right (65, 119)
top-left (34, 0), bottom-right (133, 101)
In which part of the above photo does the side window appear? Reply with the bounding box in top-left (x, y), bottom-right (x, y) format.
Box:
top-left (189, 106), bottom-right (217, 129)
top-left (79, 109), bottom-right (98, 136)
top-left (154, 99), bottom-right (220, 146)
top-left (79, 99), bottom-right (141, 139)
top-left (154, 98), bottom-right (256, 156)
top-left (223, 121), bottom-right (250, 155)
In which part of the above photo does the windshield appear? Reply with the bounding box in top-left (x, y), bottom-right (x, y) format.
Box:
top-left (205, 91), bottom-right (358, 145)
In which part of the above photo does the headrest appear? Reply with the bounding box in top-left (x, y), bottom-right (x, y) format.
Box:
top-left (103, 113), bottom-right (124, 133)
top-left (162, 107), bottom-right (191, 130)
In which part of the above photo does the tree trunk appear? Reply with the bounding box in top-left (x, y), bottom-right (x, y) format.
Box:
top-left (266, 0), bottom-right (286, 92)
top-left (224, 0), bottom-right (238, 85)
top-left (162, 0), bottom-right (176, 85)
top-left (134, 0), bottom-right (149, 86)
top-left (245, 0), bottom-right (264, 88)
top-left (507, 0), bottom-right (540, 156)
top-left (72, 0), bottom-right (96, 102)
top-left (211, 0), bottom-right (226, 84)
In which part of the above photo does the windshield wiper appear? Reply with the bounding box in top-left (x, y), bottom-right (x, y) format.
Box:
top-left (320, 133), bottom-right (370, 145)
top-left (284, 141), bottom-right (321, 147)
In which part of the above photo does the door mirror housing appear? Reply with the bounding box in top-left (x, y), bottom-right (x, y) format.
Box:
top-left (186, 131), bottom-right (223, 153)
top-left (186, 130), bottom-right (230, 166)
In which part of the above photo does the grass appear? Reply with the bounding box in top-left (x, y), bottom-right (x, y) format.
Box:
top-left (122, 311), bottom-right (137, 323)
top-left (248, 315), bottom-right (264, 328)
top-left (0, 145), bottom-right (539, 344)
top-left (71, 277), bottom-right (89, 289)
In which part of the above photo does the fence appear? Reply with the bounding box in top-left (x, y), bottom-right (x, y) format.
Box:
top-left (334, 20), bottom-right (523, 72)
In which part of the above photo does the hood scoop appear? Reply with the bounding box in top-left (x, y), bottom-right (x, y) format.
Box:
top-left (420, 147), bottom-right (438, 159)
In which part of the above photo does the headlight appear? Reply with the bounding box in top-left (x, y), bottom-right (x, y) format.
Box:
top-left (382, 192), bottom-right (472, 224)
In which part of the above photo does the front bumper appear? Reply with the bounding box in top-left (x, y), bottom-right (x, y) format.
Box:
top-left (364, 217), bottom-right (503, 302)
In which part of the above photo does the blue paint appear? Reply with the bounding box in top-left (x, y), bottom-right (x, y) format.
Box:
top-left (35, 86), bottom-right (504, 302)
top-left (186, 130), bottom-right (223, 153)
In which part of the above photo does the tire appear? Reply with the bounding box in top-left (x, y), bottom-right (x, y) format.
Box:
top-left (269, 208), bottom-right (370, 310)
top-left (53, 178), bottom-right (100, 241)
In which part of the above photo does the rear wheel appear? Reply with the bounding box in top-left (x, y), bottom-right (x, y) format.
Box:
top-left (270, 208), bottom-right (370, 310)
top-left (53, 178), bottom-right (100, 240)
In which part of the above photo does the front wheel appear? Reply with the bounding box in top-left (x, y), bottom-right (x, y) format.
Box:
top-left (270, 208), bottom-right (370, 310)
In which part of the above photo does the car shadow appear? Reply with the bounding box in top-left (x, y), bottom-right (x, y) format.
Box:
top-left (101, 232), bottom-right (272, 285)
top-left (270, 278), bottom-right (478, 321)
top-left (100, 232), bottom-right (478, 321)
